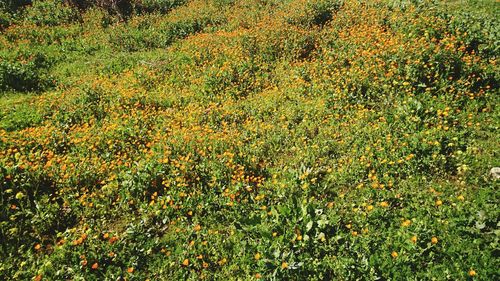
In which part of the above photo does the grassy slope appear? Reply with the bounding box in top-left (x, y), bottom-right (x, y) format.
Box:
top-left (0, 0), bottom-right (499, 280)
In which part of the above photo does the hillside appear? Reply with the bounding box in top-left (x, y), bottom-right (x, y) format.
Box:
top-left (0, 0), bottom-right (499, 280)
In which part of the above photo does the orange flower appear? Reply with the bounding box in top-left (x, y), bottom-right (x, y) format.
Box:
top-left (182, 259), bottom-right (189, 266)
top-left (431, 237), bottom-right (438, 244)
top-left (72, 238), bottom-right (83, 246)
top-left (281, 261), bottom-right (288, 269)
top-left (34, 244), bottom-right (41, 250)
top-left (91, 263), bottom-right (98, 270)
top-left (127, 267), bottom-right (134, 273)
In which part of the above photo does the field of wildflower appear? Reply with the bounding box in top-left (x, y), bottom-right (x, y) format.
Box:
top-left (0, 0), bottom-right (498, 279)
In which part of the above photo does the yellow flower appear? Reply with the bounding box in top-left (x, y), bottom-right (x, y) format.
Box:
top-left (468, 270), bottom-right (476, 277)
top-left (431, 237), bottom-right (438, 244)
top-left (15, 192), bottom-right (24, 200)
top-left (402, 219), bottom-right (411, 227)
top-left (254, 253), bottom-right (261, 260)
top-left (379, 201), bottom-right (389, 208)
top-left (218, 258), bottom-right (227, 266)
top-left (281, 261), bottom-right (288, 269)
top-left (410, 236), bottom-right (417, 244)
top-left (391, 251), bottom-right (398, 258)
top-left (435, 200), bottom-right (443, 206)
top-left (182, 259), bottom-right (189, 266)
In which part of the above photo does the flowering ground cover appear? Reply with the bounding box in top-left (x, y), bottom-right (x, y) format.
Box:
top-left (0, 0), bottom-right (498, 279)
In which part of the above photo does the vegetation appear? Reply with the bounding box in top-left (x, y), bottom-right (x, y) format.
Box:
top-left (0, 0), bottom-right (498, 279)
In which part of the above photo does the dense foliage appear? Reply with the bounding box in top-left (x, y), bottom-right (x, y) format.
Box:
top-left (0, 0), bottom-right (498, 280)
